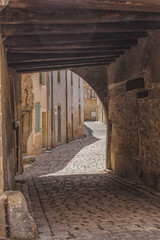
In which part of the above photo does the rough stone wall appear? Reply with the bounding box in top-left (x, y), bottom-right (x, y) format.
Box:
top-left (107, 31), bottom-right (160, 189)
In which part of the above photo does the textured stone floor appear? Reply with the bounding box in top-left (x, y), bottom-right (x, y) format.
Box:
top-left (17, 122), bottom-right (160, 240)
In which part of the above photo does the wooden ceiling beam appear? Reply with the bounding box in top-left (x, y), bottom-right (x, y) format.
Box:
top-left (5, 39), bottom-right (138, 50)
top-left (16, 62), bottom-right (111, 74)
top-left (2, 22), bottom-right (160, 37)
top-left (6, 44), bottom-right (132, 51)
top-left (7, 0), bottom-right (160, 13)
top-left (1, 8), bottom-right (160, 24)
top-left (8, 53), bottom-right (120, 63)
top-left (7, 46), bottom-right (131, 54)
top-left (4, 32), bottom-right (147, 47)
top-left (9, 57), bottom-right (116, 69)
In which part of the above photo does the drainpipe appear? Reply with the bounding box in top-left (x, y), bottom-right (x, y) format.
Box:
top-left (51, 72), bottom-right (54, 147)
top-left (66, 70), bottom-right (68, 143)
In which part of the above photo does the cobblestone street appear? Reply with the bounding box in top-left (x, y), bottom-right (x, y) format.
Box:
top-left (18, 122), bottom-right (160, 240)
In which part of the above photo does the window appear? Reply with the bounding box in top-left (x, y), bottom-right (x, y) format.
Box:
top-left (87, 88), bottom-right (91, 99)
top-left (57, 71), bottom-right (61, 83)
top-left (87, 88), bottom-right (96, 99)
top-left (91, 90), bottom-right (96, 99)
top-left (40, 72), bottom-right (45, 85)
top-left (91, 111), bottom-right (96, 118)
top-left (35, 102), bottom-right (40, 132)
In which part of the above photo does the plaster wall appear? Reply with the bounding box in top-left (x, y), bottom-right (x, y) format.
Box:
top-left (51, 70), bottom-right (67, 146)
top-left (25, 73), bottom-right (48, 156)
top-left (51, 70), bottom-right (84, 146)
top-left (96, 98), bottom-right (106, 124)
top-left (67, 71), bottom-right (84, 141)
top-left (83, 81), bottom-right (97, 121)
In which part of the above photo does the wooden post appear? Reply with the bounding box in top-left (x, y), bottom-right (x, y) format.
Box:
top-left (0, 34), bottom-right (6, 240)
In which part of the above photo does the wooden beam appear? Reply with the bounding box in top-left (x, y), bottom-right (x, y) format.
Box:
top-left (2, 22), bottom-right (160, 37)
top-left (5, 39), bottom-right (138, 49)
top-left (4, 32), bottom-right (147, 47)
top-left (0, 22), bottom-right (157, 38)
top-left (7, 0), bottom-right (160, 13)
top-left (1, 7), bottom-right (160, 24)
top-left (6, 43), bottom-right (134, 51)
top-left (16, 62), bottom-right (111, 74)
top-left (7, 46), bottom-right (131, 54)
top-left (8, 52), bottom-right (120, 63)
top-left (9, 57), bottom-right (116, 69)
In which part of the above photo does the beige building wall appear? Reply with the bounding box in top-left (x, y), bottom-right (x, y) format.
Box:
top-left (22, 73), bottom-right (48, 156)
top-left (22, 70), bottom-right (84, 154)
top-left (67, 71), bottom-right (84, 142)
top-left (51, 70), bottom-right (67, 146)
top-left (48, 70), bottom-right (84, 147)
top-left (84, 81), bottom-right (106, 123)
top-left (83, 81), bottom-right (97, 121)
top-left (96, 98), bottom-right (106, 124)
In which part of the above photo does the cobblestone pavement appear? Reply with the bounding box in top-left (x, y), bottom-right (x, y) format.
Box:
top-left (18, 122), bottom-right (160, 240)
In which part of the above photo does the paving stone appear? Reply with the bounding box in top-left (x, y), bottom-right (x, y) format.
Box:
top-left (15, 122), bottom-right (160, 239)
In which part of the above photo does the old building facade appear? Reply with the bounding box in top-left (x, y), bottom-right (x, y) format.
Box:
top-left (21, 70), bottom-right (84, 157)
top-left (84, 81), bottom-right (106, 123)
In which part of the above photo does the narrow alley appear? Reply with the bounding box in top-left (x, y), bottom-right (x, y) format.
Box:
top-left (16, 122), bottom-right (160, 240)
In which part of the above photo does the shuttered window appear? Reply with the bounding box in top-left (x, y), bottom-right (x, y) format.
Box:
top-left (40, 72), bottom-right (45, 85)
top-left (35, 102), bottom-right (40, 132)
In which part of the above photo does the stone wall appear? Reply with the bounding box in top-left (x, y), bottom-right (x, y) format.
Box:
top-left (107, 31), bottom-right (160, 190)
top-left (73, 32), bottom-right (160, 190)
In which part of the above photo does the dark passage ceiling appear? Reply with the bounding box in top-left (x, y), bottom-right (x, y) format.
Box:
top-left (1, 0), bottom-right (160, 74)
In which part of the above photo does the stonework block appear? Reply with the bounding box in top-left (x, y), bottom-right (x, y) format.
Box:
top-left (3, 191), bottom-right (37, 240)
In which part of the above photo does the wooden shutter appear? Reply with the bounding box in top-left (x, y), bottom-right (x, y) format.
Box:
top-left (35, 102), bottom-right (40, 132)
top-left (40, 72), bottom-right (45, 85)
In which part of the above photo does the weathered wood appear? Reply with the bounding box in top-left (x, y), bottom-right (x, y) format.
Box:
top-left (8, 52), bottom-right (120, 63)
top-left (6, 0), bottom-right (160, 12)
top-left (7, 46), bottom-right (131, 54)
top-left (2, 22), bottom-right (160, 37)
top-left (9, 57), bottom-right (116, 69)
top-left (4, 32), bottom-right (147, 47)
top-left (2, 0), bottom-right (160, 73)
top-left (16, 62), bottom-right (111, 74)
top-left (1, 7), bottom-right (160, 24)
top-left (5, 39), bottom-right (138, 50)
top-left (6, 42), bottom-right (137, 52)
